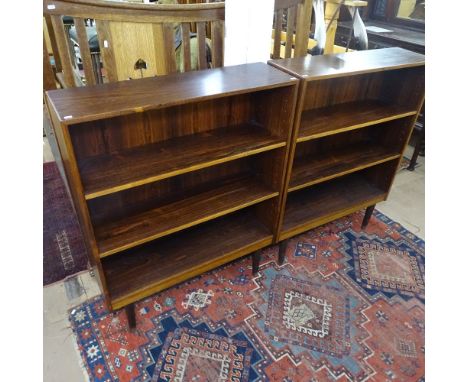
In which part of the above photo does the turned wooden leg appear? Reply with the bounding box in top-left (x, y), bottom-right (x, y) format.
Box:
top-left (278, 240), bottom-right (287, 265)
top-left (252, 251), bottom-right (260, 275)
top-left (362, 204), bottom-right (376, 229)
top-left (125, 304), bottom-right (136, 329)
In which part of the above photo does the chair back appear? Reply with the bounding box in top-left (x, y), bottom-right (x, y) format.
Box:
top-left (43, 0), bottom-right (225, 87)
top-left (272, 0), bottom-right (313, 59)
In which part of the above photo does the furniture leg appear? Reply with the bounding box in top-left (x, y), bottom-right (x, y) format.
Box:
top-left (278, 240), bottom-right (287, 265)
top-left (252, 251), bottom-right (261, 275)
top-left (408, 123), bottom-right (424, 171)
top-left (125, 303), bottom-right (136, 329)
top-left (362, 204), bottom-right (376, 228)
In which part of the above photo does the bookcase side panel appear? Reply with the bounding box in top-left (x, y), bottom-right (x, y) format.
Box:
top-left (45, 97), bottom-right (111, 303)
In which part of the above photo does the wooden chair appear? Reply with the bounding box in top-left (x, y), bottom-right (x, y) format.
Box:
top-left (43, 0), bottom-right (225, 88)
top-left (271, 0), bottom-right (313, 59)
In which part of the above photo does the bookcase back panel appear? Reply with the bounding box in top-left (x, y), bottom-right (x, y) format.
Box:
top-left (87, 149), bottom-right (282, 226)
top-left (69, 93), bottom-right (253, 160)
top-left (302, 73), bottom-right (385, 111)
top-left (302, 66), bottom-right (425, 112)
top-left (252, 86), bottom-right (298, 139)
top-left (294, 117), bottom-right (415, 160)
top-left (378, 66), bottom-right (425, 110)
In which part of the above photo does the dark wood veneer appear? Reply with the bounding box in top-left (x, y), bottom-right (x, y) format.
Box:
top-left (269, 48), bottom-right (425, 255)
top-left (45, 62), bottom-right (298, 314)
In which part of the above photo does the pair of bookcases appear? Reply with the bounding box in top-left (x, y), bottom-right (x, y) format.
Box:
top-left (46, 47), bottom-right (425, 324)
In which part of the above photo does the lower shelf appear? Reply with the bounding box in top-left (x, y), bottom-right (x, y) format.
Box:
top-left (103, 209), bottom-right (273, 310)
top-left (280, 173), bottom-right (387, 240)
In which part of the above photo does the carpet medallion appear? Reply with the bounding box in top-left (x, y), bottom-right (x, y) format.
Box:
top-left (70, 210), bottom-right (424, 381)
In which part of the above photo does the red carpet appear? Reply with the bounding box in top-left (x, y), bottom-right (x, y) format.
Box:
top-left (69, 210), bottom-right (424, 381)
top-left (43, 162), bottom-right (89, 285)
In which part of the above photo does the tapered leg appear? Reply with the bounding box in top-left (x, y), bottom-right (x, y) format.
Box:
top-left (252, 251), bottom-right (260, 275)
top-left (125, 304), bottom-right (136, 329)
top-left (408, 123), bottom-right (424, 171)
top-left (278, 240), bottom-right (287, 265)
top-left (362, 204), bottom-right (376, 229)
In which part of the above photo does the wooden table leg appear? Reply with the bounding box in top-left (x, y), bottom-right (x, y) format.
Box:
top-left (125, 303), bottom-right (136, 329)
top-left (362, 204), bottom-right (375, 229)
top-left (252, 251), bottom-right (260, 275)
top-left (278, 240), bottom-right (287, 265)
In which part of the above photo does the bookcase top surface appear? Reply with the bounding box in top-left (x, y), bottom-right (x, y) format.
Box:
top-left (268, 47), bottom-right (425, 81)
top-left (45, 62), bottom-right (298, 125)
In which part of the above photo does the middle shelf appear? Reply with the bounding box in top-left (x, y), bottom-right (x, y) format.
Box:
top-left (289, 143), bottom-right (400, 192)
top-left (94, 175), bottom-right (278, 258)
top-left (78, 123), bottom-right (286, 200)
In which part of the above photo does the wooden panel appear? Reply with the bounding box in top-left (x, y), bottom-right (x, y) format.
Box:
top-left (275, 0), bottom-right (303, 9)
top-left (285, 6), bottom-right (297, 58)
top-left (163, 23), bottom-right (177, 74)
top-left (268, 47), bottom-right (425, 80)
top-left (95, 20), bottom-right (118, 82)
top-left (43, 35), bottom-right (57, 91)
top-left (281, 173), bottom-right (386, 239)
top-left (289, 143), bottom-right (400, 192)
top-left (211, 20), bottom-right (224, 68)
top-left (107, 21), bottom-right (159, 80)
top-left (181, 23), bottom-right (192, 72)
top-left (78, 124), bottom-right (286, 199)
top-left (45, 62), bottom-right (297, 124)
top-left (96, 176), bottom-right (278, 257)
top-left (298, 100), bottom-right (417, 141)
top-left (74, 17), bottom-right (96, 86)
top-left (103, 209), bottom-right (273, 309)
top-left (44, 97), bottom-right (111, 303)
top-left (196, 22), bottom-right (207, 70)
top-left (50, 15), bottom-right (76, 88)
top-left (87, 158), bottom-right (252, 225)
top-left (43, 0), bottom-right (225, 23)
top-left (44, 15), bottom-right (62, 72)
top-left (301, 72), bottom-right (386, 111)
top-left (272, 10), bottom-right (283, 59)
top-left (69, 92), bottom-right (253, 158)
top-left (292, 0), bottom-right (312, 57)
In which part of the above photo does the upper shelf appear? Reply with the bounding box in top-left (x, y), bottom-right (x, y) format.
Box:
top-left (298, 100), bottom-right (416, 141)
top-left (268, 47), bottom-right (424, 81)
top-left (80, 123), bottom-right (285, 199)
top-left (45, 62), bottom-right (298, 125)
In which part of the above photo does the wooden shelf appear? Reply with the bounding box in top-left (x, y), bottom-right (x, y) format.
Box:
top-left (289, 143), bottom-right (400, 192)
top-left (95, 176), bottom-right (278, 257)
top-left (80, 124), bottom-right (285, 199)
top-left (280, 174), bottom-right (386, 240)
top-left (103, 210), bottom-right (273, 310)
top-left (298, 100), bottom-right (416, 142)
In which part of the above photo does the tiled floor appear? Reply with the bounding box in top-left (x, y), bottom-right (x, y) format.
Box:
top-left (43, 138), bottom-right (424, 382)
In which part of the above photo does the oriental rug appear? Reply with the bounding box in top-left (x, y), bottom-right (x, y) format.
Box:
top-left (70, 210), bottom-right (424, 381)
top-left (43, 161), bottom-right (89, 285)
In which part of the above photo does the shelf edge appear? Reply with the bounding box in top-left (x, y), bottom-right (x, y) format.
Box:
top-left (99, 191), bottom-right (279, 258)
top-left (84, 141), bottom-right (286, 200)
top-left (288, 153), bottom-right (401, 193)
top-left (297, 110), bottom-right (417, 143)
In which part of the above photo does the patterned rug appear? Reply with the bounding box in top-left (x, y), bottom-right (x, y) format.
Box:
top-left (43, 161), bottom-right (89, 285)
top-left (70, 210), bottom-right (424, 381)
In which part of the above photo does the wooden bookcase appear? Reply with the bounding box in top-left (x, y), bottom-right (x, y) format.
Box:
top-left (268, 47), bottom-right (425, 261)
top-left (45, 63), bottom-right (299, 317)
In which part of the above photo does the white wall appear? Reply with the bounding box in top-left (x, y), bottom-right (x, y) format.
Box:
top-left (224, 0), bottom-right (275, 66)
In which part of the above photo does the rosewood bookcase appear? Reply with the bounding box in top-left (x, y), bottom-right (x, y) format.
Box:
top-left (45, 63), bottom-right (298, 324)
top-left (268, 47), bottom-right (425, 263)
